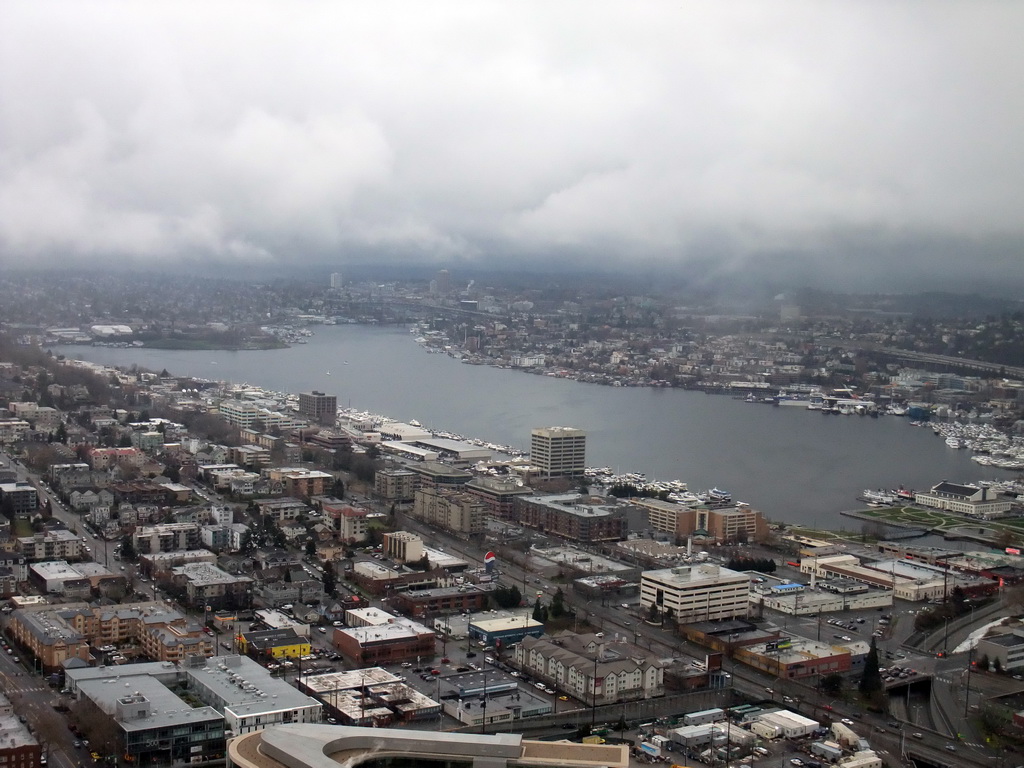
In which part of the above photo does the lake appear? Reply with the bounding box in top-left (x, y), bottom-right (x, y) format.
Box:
top-left (52, 325), bottom-right (990, 529)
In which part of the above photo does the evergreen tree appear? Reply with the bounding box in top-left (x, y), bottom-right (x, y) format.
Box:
top-left (859, 636), bottom-right (882, 694)
top-left (532, 598), bottom-right (548, 623)
top-left (550, 588), bottom-right (566, 618)
top-left (323, 563), bottom-right (337, 596)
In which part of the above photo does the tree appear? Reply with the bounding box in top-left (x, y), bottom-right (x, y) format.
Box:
top-left (647, 602), bottom-right (661, 623)
top-left (994, 657), bottom-right (1003, 674)
top-left (532, 598), bottom-right (548, 623)
top-left (550, 588), bottom-right (566, 618)
top-left (977, 653), bottom-right (990, 672)
top-left (119, 535), bottom-right (136, 562)
top-left (305, 539), bottom-right (317, 558)
top-left (331, 478), bottom-right (345, 498)
top-left (859, 637), bottom-right (882, 695)
top-left (820, 673), bottom-right (844, 695)
top-left (616, 713), bottom-right (628, 738)
top-left (493, 584), bottom-right (523, 609)
top-left (323, 562), bottom-right (337, 597)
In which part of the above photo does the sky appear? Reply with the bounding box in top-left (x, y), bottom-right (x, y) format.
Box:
top-left (2, 1), bottom-right (1023, 292)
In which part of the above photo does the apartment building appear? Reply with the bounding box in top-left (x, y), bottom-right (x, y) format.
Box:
top-left (464, 475), bottom-right (532, 520)
top-left (514, 493), bottom-right (627, 543)
top-left (514, 632), bottom-right (664, 705)
top-left (170, 562), bottom-right (253, 610)
top-left (374, 467), bottom-right (418, 502)
top-left (261, 468), bottom-right (333, 499)
top-left (0, 482), bottom-right (37, 516)
top-left (640, 565), bottom-right (750, 622)
top-left (88, 446), bottom-right (145, 470)
top-left (320, 500), bottom-right (368, 543)
top-left (9, 601), bottom-right (212, 671)
top-left (383, 531), bottom-right (424, 563)
top-left (411, 487), bottom-right (486, 536)
top-left (132, 522), bottom-right (201, 554)
top-left (17, 530), bottom-right (81, 561)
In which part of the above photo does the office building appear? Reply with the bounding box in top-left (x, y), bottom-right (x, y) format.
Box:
top-left (636, 499), bottom-right (770, 544)
top-left (67, 655), bottom-right (319, 766)
top-left (640, 564), bottom-right (750, 622)
top-left (976, 629), bottom-right (1024, 672)
top-left (330, 272), bottom-right (343, 289)
top-left (298, 391), bottom-right (337, 425)
top-left (530, 427), bottom-right (586, 479)
top-left (333, 617), bottom-right (435, 666)
top-left (435, 268), bottom-right (451, 295)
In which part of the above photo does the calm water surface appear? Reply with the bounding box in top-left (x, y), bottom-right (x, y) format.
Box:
top-left (53, 325), bottom-right (991, 528)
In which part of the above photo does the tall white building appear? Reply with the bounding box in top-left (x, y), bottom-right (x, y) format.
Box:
top-left (640, 564), bottom-right (750, 622)
top-left (530, 426), bottom-right (586, 479)
top-left (330, 272), bottom-right (344, 289)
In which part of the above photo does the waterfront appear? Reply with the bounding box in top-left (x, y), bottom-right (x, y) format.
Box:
top-left (52, 325), bottom-right (989, 529)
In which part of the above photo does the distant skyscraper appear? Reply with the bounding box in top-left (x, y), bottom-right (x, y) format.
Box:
top-left (298, 391), bottom-right (337, 425)
top-left (435, 269), bottom-right (451, 295)
top-left (330, 272), bottom-right (344, 289)
top-left (530, 426), bottom-right (586, 479)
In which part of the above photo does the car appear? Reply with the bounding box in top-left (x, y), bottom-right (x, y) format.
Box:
top-left (562, 723), bottom-right (576, 729)
top-left (456, 666), bottom-right (470, 672)
top-left (754, 748), bottom-right (769, 757)
top-left (91, 752), bottom-right (102, 761)
top-left (790, 760), bottom-right (803, 766)
top-left (840, 636), bottom-right (852, 642)
top-left (440, 657), bottom-right (451, 663)
top-left (620, 603), bottom-right (630, 609)
top-left (558, 695), bottom-right (569, 701)
top-left (887, 721), bottom-right (900, 728)
top-left (535, 682), bottom-right (545, 689)
top-left (945, 745), bottom-right (957, 752)
top-left (11, 657), bottom-right (18, 663)
top-left (318, 627), bottom-right (327, 634)
top-left (913, 733), bottom-right (923, 739)
top-left (466, 652), bottom-right (476, 658)
top-left (73, 741), bottom-right (81, 749)
top-left (822, 704), bottom-right (833, 711)
top-left (841, 718), bottom-right (854, 726)
top-left (430, 668), bottom-right (440, 675)
top-left (765, 687), bottom-right (773, 694)
top-left (401, 662), bottom-right (412, 668)
top-left (485, 656), bottom-right (495, 664)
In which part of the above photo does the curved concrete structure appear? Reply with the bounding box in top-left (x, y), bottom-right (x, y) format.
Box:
top-left (228, 724), bottom-right (628, 768)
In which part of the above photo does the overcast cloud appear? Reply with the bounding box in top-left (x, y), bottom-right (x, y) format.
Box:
top-left (2, 1), bottom-right (1023, 289)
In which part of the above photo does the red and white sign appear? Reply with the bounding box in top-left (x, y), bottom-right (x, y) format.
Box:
top-left (484, 551), bottom-right (496, 564)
